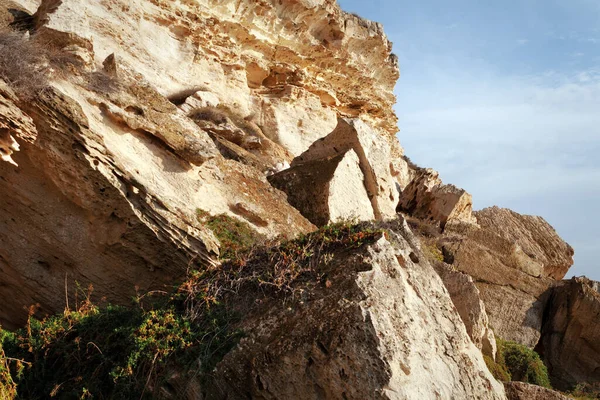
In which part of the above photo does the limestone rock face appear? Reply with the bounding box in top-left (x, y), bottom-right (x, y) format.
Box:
top-left (504, 382), bottom-right (570, 400)
top-left (434, 263), bottom-right (497, 360)
top-left (28, 0), bottom-right (400, 148)
top-left (539, 277), bottom-right (600, 390)
top-left (398, 168), bottom-right (478, 229)
top-left (198, 221), bottom-right (506, 400)
top-left (292, 118), bottom-right (404, 220)
top-left (475, 207), bottom-right (574, 280)
top-left (269, 149), bottom-right (375, 226)
top-left (421, 207), bottom-right (574, 348)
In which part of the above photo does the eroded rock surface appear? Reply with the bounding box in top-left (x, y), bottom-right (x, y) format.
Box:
top-left (292, 118), bottom-right (405, 220)
top-left (28, 0), bottom-right (400, 150)
top-left (398, 168), bottom-right (478, 229)
top-left (539, 277), bottom-right (600, 390)
top-left (196, 221), bottom-right (506, 400)
top-left (410, 206), bottom-right (574, 348)
top-left (269, 149), bottom-right (375, 226)
top-left (504, 382), bottom-right (570, 400)
top-left (434, 263), bottom-right (497, 360)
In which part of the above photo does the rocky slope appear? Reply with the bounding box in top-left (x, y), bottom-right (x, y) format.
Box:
top-left (401, 171), bottom-right (574, 348)
top-left (0, 0), bottom-right (596, 398)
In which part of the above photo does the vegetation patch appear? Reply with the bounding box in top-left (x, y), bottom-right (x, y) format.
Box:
top-left (1, 221), bottom-right (381, 399)
top-left (568, 382), bottom-right (600, 400)
top-left (0, 339), bottom-right (17, 400)
top-left (197, 210), bottom-right (262, 259)
top-left (485, 338), bottom-right (551, 389)
top-left (0, 30), bottom-right (83, 100)
top-left (179, 220), bottom-right (383, 321)
top-left (0, 285), bottom-right (241, 399)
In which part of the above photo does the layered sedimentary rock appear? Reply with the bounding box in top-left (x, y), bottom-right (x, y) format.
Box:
top-left (412, 206), bottom-right (574, 348)
top-left (190, 221), bottom-right (506, 399)
top-left (269, 149), bottom-right (375, 226)
top-left (29, 0), bottom-right (400, 151)
top-left (476, 207), bottom-right (574, 280)
top-left (398, 168), bottom-right (478, 229)
top-left (539, 277), bottom-right (600, 390)
top-left (504, 382), bottom-right (570, 400)
top-left (0, 80), bottom-right (36, 166)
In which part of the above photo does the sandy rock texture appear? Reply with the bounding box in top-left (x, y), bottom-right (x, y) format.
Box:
top-left (191, 220), bottom-right (506, 400)
top-left (504, 382), bottom-right (570, 400)
top-left (398, 168), bottom-right (478, 229)
top-left (539, 277), bottom-right (600, 390)
top-left (29, 0), bottom-right (401, 147)
top-left (268, 149), bottom-right (375, 225)
top-left (434, 263), bottom-right (497, 360)
top-left (410, 206), bottom-right (574, 348)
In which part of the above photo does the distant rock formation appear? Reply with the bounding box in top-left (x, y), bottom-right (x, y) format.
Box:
top-left (398, 168), bottom-right (478, 229)
top-left (539, 277), bottom-right (600, 390)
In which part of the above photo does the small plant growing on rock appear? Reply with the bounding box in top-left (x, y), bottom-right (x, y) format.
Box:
top-left (485, 338), bottom-right (551, 389)
top-left (0, 30), bottom-right (83, 100)
top-left (0, 335), bottom-right (18, 400)
top-left (197, 210), bottom-right (262, 259)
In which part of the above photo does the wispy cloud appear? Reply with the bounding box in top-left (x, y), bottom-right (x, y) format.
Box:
top-left (396, 65), bottom-right (600, 278)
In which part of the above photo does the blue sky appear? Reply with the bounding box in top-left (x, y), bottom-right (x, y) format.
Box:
top-left (338, 0), bottom-right (600, 280)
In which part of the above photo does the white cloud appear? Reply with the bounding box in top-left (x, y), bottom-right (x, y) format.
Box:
top-left (395, 66), bottom-right (600, 279)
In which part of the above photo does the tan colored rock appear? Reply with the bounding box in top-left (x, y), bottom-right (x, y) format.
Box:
top-left (0, 80), bottom-right (36, 166)
top-left (434, 263), bottom-right (497, 360)
top-left (432, 207), bottom-right (574, 348)
top-left (269, 149), bottom-right (375, 226)
top-left (539, 277), bottom-right (600, 390)
top-left (25, 0), bottom-right (400, 146)
top-left (293, 118), bottom-right (403, 220)
top-left (504, 382), bottom-right (570, 400)
top-left (0, 76), bottom-right (314, 328)
top-left (398, 168), bottom-right (478, 229)
top-left (178, 90), bottom-right (220, 115)
top-left (259, 85), bottom-right (339, 156)
top-left (475, 207), bottom-right (574, 280)
top-left (198, 220), bottom-right (506, 399)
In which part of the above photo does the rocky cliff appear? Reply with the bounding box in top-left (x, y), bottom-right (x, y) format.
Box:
top-left (0, 0), bottom-right (595, 399)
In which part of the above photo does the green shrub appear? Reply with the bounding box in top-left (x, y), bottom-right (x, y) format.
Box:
top-left (197, 210), bottom-right (261, 259)
top-left (0, 335), bottom-right (17, 400)
top-left (569, 382), bottom-right (600, 399)
top-left (485, 338), bottom-right (551, 388)
top-left (1, 295), bottom-right (241, 398)
top-left (500, 338), bottom-right (551, 388)
top-left (484, 355), bottom-right (511, 382)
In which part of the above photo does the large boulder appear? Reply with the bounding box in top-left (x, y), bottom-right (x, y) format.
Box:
top-left (538, 277), bottom-right (600, 390)
top-left (196, 220), bottom-right (506, 399)
top-left (475, 207), bottom-right (574, 280)
top-left (268, 149), bottom-right (375, 226)
top-left (398, 168), bottom-right (478, 230)
top-left (428, 207), bottom-right (574, 348)
top-left (292, 118), bottom-right (405, 220)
